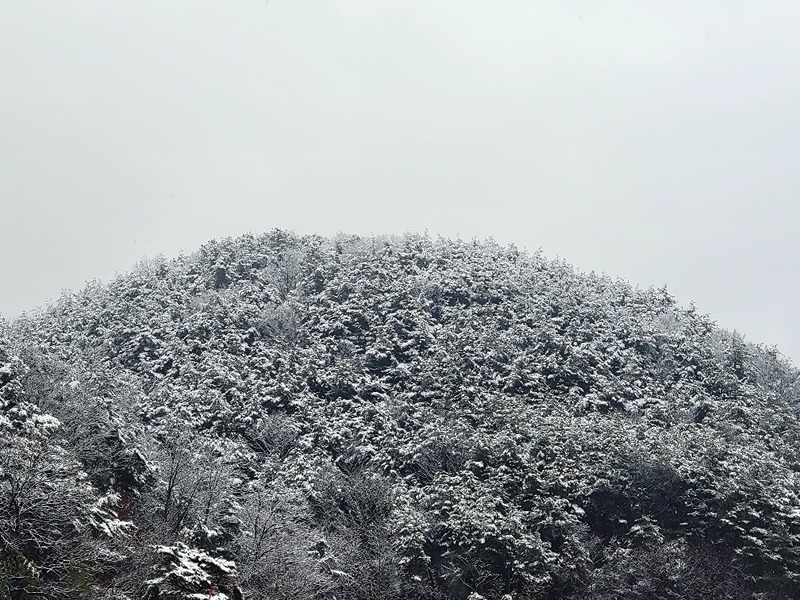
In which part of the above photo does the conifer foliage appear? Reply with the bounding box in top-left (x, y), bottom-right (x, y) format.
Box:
top-left (2, 231), bottom-right (800, 599)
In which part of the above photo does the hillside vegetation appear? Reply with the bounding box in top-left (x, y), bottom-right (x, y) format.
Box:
top-left (2, 231), bottom-right (800, 599)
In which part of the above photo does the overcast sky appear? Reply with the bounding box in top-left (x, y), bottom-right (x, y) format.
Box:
top-left (1, 1), bottom-right (799, 363)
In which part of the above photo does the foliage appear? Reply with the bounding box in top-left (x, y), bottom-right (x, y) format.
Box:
top-left (3, 230), bottom-right (800, 599)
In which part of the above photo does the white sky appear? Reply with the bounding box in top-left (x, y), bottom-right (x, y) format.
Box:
top-left (1, 1), bottom-right (799, 364)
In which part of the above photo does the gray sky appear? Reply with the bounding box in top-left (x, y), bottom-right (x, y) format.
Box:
top-left (2, 1), bottom-right (799, 364)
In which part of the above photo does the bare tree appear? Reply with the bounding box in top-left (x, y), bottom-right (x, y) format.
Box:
top-left (235, 480), bottom-right (333, 600)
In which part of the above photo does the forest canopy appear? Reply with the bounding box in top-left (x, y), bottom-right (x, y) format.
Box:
top-left (2, 230), bottom-right (799, 599)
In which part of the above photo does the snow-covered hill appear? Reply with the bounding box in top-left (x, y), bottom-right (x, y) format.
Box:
top-left (2, 230), bottom-right (799, 599)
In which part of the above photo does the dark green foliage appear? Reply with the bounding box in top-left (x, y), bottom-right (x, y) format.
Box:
top-left (4, 231), bottom-right (800, 599)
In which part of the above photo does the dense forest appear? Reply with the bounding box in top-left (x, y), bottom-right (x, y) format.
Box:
top-left (2, 230), bottom-right (799, 599)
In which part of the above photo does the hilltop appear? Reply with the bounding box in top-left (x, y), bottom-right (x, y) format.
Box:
top-left (2, 230), bottom-right (799, 599)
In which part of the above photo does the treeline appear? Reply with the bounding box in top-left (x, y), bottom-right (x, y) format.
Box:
top-left (2, 230), bottom-right (800, 599)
